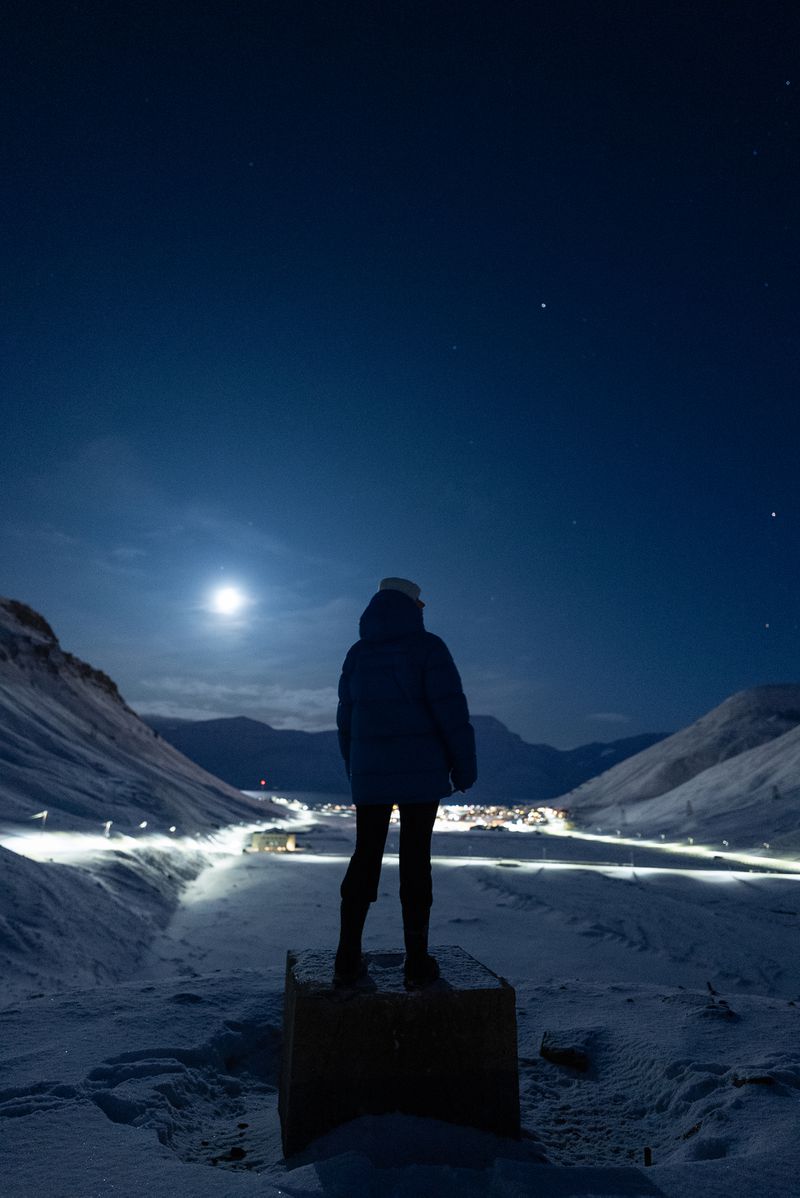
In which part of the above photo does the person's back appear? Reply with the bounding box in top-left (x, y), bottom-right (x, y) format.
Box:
top-left (335, 577), bottom-right (477, 987)
top-left (338, 587), bottom-right (476, 805)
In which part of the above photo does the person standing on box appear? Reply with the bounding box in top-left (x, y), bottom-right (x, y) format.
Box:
top-left (334, 577), bottom-right (477, 987)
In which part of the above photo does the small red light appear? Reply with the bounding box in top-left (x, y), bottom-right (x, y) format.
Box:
top-left (260, 779), bottom-right (266, 786)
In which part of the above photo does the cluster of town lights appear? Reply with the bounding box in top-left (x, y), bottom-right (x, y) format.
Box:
top-left (304, 800), bottom-right (569, 827)
top-left (435, 802), bottom-right (568, 829)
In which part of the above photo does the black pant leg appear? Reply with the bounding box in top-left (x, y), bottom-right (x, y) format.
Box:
top-left (340, 803), bottom-right (393, 904)
top-left (398, 800), bottom-right (439, 913)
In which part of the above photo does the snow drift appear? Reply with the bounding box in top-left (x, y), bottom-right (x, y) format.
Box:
top-left (0, 840), bottom-right (207, 1000)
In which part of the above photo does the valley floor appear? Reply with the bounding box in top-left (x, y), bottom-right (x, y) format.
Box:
top-left (3, 813), bottom-right (800, 1197)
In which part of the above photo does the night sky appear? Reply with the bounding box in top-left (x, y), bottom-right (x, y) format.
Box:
top-left (4, 2), bottom-right (799, 746)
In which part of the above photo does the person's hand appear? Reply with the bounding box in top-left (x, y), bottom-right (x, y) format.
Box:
top-left (451, 767), bottom-right (476, 793)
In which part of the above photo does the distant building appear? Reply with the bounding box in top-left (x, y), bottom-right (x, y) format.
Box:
top-left (246, 828), bottom-right (297, 853)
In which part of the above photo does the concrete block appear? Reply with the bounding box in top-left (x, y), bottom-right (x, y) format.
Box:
top-left (279, 945), bottom-right (520, 1156)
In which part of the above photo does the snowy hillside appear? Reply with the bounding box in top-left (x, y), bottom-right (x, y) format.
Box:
top-left (0, 598), bottom-right (279, 833)
top-left (563, 685), bottom-right (800, 848)
top-left (588, 722), bottom-right (800, 849)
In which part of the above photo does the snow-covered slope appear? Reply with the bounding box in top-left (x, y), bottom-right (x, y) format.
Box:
top-left (596, 721), bottom-right (800, 848)
top-left (563, 685), bottom-right (800, 847)
top-left (0, 598), bottom-right (279, 832)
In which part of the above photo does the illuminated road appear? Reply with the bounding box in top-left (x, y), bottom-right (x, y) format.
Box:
top-left (4, 815), bottom-right (800, 880)
top-left (367, 822), bottom-right (800, 878)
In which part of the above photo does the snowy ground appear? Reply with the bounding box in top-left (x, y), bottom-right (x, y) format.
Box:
top-left (3, 807), bottom-right (800, 1197)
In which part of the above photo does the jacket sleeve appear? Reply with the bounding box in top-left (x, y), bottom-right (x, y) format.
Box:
top-left (423, 637), bottom-right (477, 792)
top-left (336, 645), bottom-right (357, 779)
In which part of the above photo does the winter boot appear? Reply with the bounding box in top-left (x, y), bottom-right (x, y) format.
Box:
top-left (402, 910), bottom-right (439, 988)
top-left (333, 898), bottom-right (370, 987)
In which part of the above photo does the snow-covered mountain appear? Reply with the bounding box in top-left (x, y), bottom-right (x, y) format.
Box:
top-left (0, 598), bottom-right (279, 833)
top-left (598, 722), bottom-right (800, 848)
top-left (563, 684), bottom-right (800, 847)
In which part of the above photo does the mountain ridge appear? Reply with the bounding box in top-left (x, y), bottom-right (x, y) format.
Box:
top-left (142, 710), bottom-right (668, 801)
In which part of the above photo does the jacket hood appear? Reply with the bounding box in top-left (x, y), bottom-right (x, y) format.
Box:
top-left (359, 589), bottom-right (424, 643)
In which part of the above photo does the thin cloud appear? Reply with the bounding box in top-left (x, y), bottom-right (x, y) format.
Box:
top-left (31, 436), bottom-right (321, 568)
top-left (587, 711), bottom-right (632, 725)
top-left (131, 675), bottom-right (339, 731)
top-left (1, 523), bottom-right (82, 548)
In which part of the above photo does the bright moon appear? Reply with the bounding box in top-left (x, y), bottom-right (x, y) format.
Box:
top-left (213, 586), bottom-right (245, 615)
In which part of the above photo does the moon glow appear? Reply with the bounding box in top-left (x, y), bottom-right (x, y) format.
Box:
top-left (213, 586), bottom-right (245, 615)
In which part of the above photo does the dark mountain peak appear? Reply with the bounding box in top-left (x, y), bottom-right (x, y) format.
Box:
top-left (0, 595), bottom-right (127, 708)
top-left (0, 598), bottom-right (57, 642)
top-left (471, 714), bottom-right (523, 738)
top-left (201, 715), bottom-right (277, 732)
top-left (147, 711), bottom-right (667, 802)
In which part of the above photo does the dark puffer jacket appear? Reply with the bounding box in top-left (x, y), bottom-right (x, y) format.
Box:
top-left (337, 589), bottom-right (477, 805)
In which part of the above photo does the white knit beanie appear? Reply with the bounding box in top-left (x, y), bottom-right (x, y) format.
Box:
top-left (379, 577), bottom-right (422, 602)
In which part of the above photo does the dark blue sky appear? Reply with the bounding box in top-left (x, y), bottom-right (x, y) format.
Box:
top-left (3, 1), bottom-right (799, 745)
